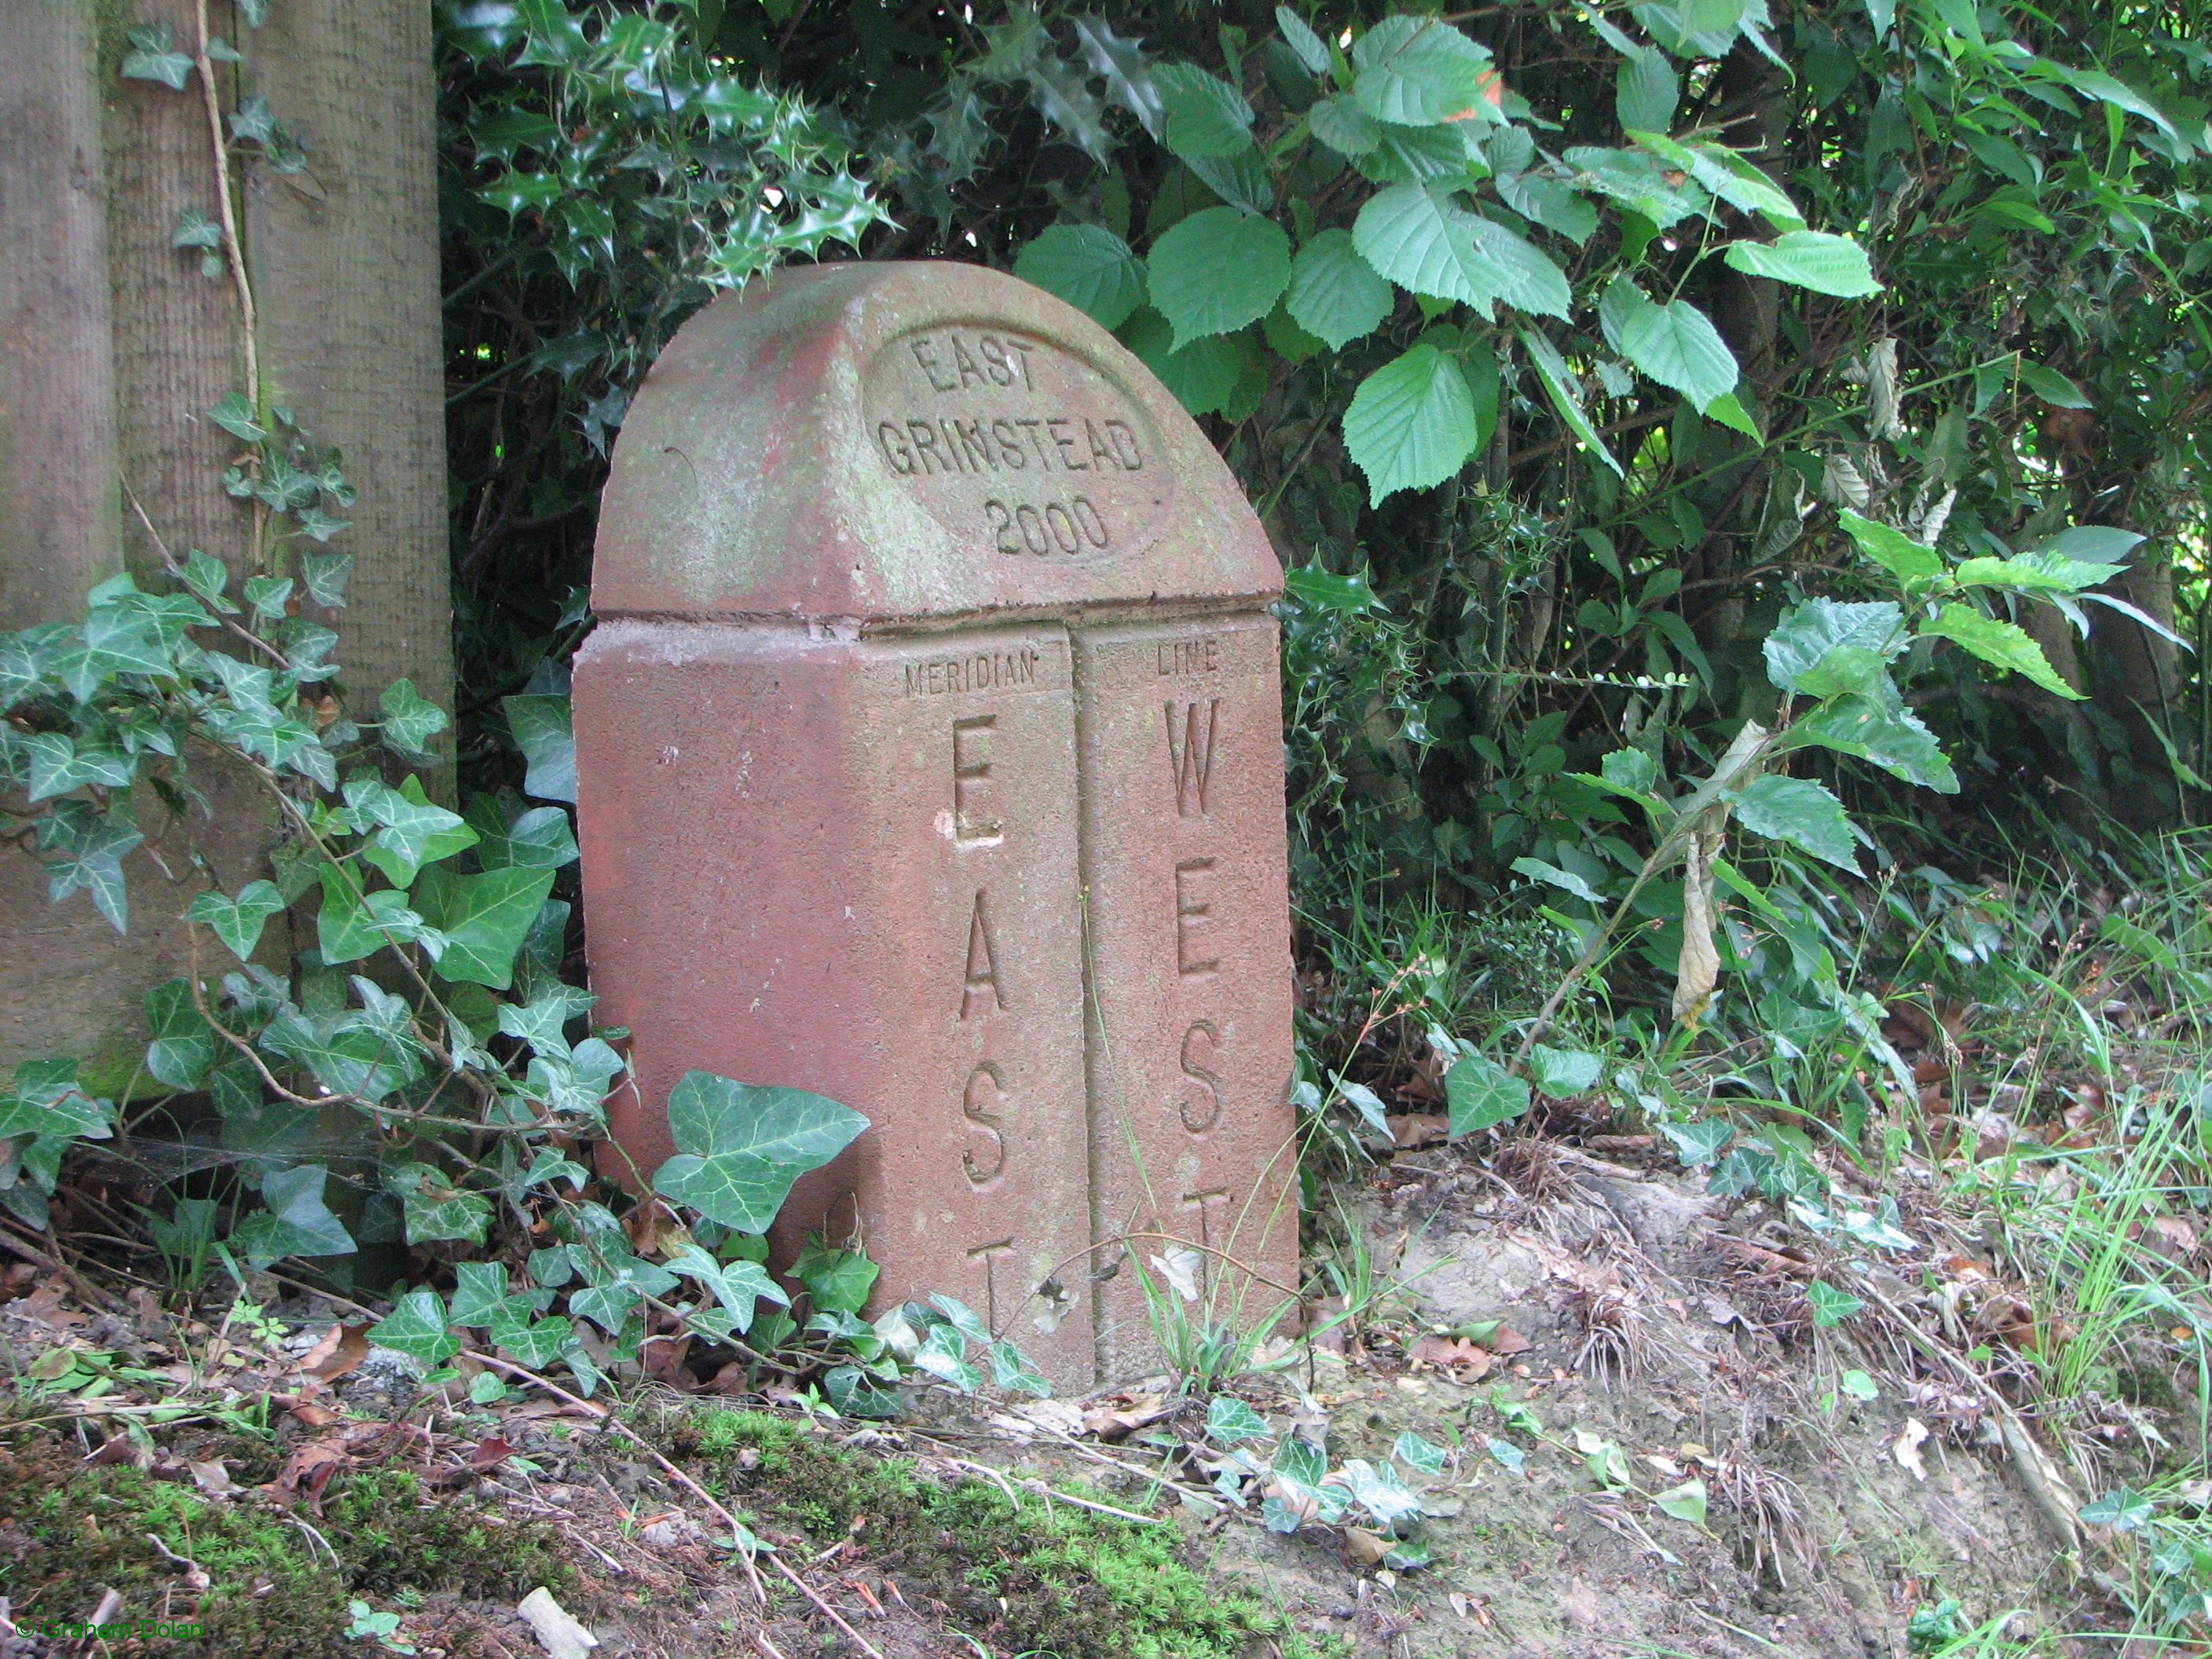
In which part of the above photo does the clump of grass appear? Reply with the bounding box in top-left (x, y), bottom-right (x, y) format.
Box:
top-left (658, 1406), bottom-right (1339, 1659)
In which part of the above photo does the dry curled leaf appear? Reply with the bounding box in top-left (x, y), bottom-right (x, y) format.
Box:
top-left (295, 1320), bottom-right (369, 1389)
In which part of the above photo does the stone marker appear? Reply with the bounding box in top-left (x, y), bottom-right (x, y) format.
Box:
top-left (575, 262), bottom-right (1295, 1385)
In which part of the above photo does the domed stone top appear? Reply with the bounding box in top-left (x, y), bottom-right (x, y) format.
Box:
top-left (592, 261), bottom-right (1281, 626)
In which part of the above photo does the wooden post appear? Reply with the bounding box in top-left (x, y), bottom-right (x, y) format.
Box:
top-left (0, 0), bottom-right (454, 1086)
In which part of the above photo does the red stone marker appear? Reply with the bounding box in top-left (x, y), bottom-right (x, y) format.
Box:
top-left (574, 262), bottom-right (1295, 1386)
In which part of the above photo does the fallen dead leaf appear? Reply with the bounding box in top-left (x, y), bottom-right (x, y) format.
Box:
top-left (1082, 1393), bottom-right (1174, 1441)
top-left (295, 1320), bottom-right (369, 1390)
top-left (1386, 1113), bottom-right (1448, 1150)
top-left (1893, 1417), bottom-right (1930, 1481)
top-left (471, 1436), bottom-right (518, 1472)
top-left (188, 1459), bottom-right (240, 1495)
top-left (1408, 1334), bottom-right (1492, 1380)
top-left (1343, 1526), bottom-right (1392, 1568)
top-left (1488, 1325), bottom-right (1533, 1357)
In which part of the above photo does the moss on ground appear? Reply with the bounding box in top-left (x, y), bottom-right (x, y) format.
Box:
top-left (0, 1437), bottom-right (567, 1657)
top-left (657, 1404), bottom-right (1342, 1659)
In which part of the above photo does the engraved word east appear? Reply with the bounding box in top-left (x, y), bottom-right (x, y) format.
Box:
top-left (863, 325), bottom-right (1168, 562)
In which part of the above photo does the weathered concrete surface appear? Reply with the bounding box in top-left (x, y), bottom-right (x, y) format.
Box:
top-left (577, 262), bottom-right (1295, 1386)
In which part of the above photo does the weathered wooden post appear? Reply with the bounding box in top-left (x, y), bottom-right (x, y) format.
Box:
top-left (0, 1), bottom-right (452, 1086)
top-left (575, 262), bottom-right (1298, 1384)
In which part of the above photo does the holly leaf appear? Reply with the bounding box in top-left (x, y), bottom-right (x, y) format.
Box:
top-left (650, 1073), bottom-right (870, 1233)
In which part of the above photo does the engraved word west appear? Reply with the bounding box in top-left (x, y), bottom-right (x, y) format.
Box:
top-left (577, 263), bottom-right (1294, 1389)
top-left (863, 325), bottom-right (1169, 564)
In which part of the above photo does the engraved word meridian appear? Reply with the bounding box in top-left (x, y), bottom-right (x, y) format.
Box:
top-left (865, 326), bottom-right (1163, 562)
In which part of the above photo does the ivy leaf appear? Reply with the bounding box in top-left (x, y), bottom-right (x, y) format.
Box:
top-left (1353, 185), bottom-right (1569, 319)
top-left (346, 776), bottom-right (478, 888)
top-left (38, 805), bottom-right (143, 932)
top-left (650, 1073), bottom-right (870, 1234)
top-left (1614, 291), bottom-right (1739, 412)
top-left (188, 879), bottom-right (286, 961)
top-left (1339, 1458), bottom-right (1423, 1525)
top-left (388, 1161), bottom-right (493, 1246)
top-left (207, 391), bottom-right (266, 443)
top-left (1921, 606), bottom-right (2082, 700)
top-left (1287, 229), bottom-right (1394, 350)
top-left (144, 979), bottom-right (215, 1090)
top-left (370, 1287), bottom-right (462, 1366)
top-left (503, 693), bottom-right (575, 801)
top-left (668, 1243), bottom-right (789, 1333)
top-left (1730, 775), bottom-right (1862, 870)
top-left (1148, 207), bottom-right (1291, 350)
top-left (413, 866), bottom-right (558, 990)
top-left (1394, 1430), bottom-right (1448, 1475)
top-left (1207, 1394), bottom-right (1275, 1445)
top-left (1518, 327), bottom-right (1622, 477)
top-left (1805, 1280), bottom-right (1864, 1327)
top-left (471, 804), bottom-right (579, 871)
top-left (120, 24), bottom-right (194, 90)
top-left (1527, 1045), bottom-right (1602, 1097)
top-left (22, 733), bottom-right (137, 803)
top-left (315, 866), bottom-right (429, 965)
top-left (489, 1307), bottom-right (572, 1368)
top-left (1152, 63), bottom-right (1254, 158)
top-left (1659, 1118), bottom-right (1734, 1168)
top-left (1343, 343), bottom-right (1481, 504)
top-left (1445, 1052), bottom-right (1530, 1137)
top-left (989, 1339), bottom-right (1052, 1397)
top-left (379, 677), bottom-right (449, 761)
top-left (259, 1005), bottom-right (423, 1104)
top-left (1013, 224), bottom-right (1147, 330)
top-left (449, 1261), bottom-right (521, 1328)
top-left (1351, 15), bottom-right (1495, 126)
top-left (232, 1163), bottom-right (357, 1263)
top-left (0, 1061), bottom-right (112, 1141)
top-left (793, 1238), bottom-right (879, 1315)
top-left (2079, 1486), bottom-right (2155, 1533)
top-left (1723, 231), bottom-right (1882, 297)
top-left (172, 207), bottom-right (223, 251)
